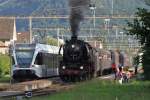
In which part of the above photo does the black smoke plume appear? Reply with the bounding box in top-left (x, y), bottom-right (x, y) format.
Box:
top-left (69, 0), bottom-right (90, 39)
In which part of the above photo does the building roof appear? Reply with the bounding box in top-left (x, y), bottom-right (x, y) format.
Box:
top-left (0, 19), bottom-right (14, 40)
top-left (17, 32), bottom-right (30, 43)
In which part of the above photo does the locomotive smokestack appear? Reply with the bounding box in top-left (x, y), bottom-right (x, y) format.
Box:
top-left (69, 0), bottom-right (90, 39)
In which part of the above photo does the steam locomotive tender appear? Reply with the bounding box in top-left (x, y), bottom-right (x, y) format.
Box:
top-left (59, 37), bottom-right (101, 81)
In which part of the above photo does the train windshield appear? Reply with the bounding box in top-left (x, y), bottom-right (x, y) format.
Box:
top-left (16, 50), bottom-right (34, 67)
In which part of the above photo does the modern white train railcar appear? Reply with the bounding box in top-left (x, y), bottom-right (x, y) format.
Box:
top-left (10, 43), bottom-right (62, 81)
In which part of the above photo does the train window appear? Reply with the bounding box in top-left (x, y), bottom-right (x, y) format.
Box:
top-left (34, 53), bottom-right (61, 68)
top-left (34, 53), bottom-right (43, 65)
top-left (16, 50), bottom-right (34, 66)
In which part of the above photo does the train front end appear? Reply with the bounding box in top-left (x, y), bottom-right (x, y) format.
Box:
top-left (11, 43), bottom-right (38, 81)
top-left (59, 37), bottom-right (94, 81)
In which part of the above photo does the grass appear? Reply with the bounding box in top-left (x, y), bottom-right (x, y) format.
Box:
top-left (0, 75), bottom-right (10, 91)
top-left (26, 79), bottom-right (150, 100)
top-left (0, 75), bottom-right (10, 83)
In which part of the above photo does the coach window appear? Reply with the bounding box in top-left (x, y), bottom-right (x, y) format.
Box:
top-left (34, 53), bottom-right (43, 65)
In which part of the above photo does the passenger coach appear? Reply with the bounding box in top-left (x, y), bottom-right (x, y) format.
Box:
top-left (10, 43), bottom-right (62, 81)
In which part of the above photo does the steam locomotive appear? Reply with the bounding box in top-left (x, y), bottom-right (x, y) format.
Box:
top-left (59, 36), bottom-right (103, 82)
top-left (59, 36), bottom-right (131, 82)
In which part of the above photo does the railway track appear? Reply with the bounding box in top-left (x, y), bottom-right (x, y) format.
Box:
top-left (0, 74), bottom-right (114, 99)
top-left (0, 78), bottom-right (74, 99)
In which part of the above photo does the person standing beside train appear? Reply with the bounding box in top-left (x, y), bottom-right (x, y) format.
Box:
top-left (112, 63), bottom-right (117, 80)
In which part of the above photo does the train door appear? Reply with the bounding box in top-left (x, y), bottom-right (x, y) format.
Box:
top-left (43, 53), bottom-right (54, 77)
top-left (53, 54), bottom-right (59, 76)
top-left (34, 52), bottom-right (47, 77)
top-left (43, 53), bottom-right (59, 77)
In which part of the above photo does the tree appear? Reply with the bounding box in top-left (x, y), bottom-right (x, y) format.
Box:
top-left (46, 37), bottom-right (59, 46)
top-left (127, 8), bottom-right (150, 80)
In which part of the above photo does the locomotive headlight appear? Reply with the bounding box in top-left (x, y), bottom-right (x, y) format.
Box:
top-left (62, 66), bottom-right (66, 69)
top-left (72, 44), bottom-right (75, 48)
top-left (80, 66), bottom-right (84, 70)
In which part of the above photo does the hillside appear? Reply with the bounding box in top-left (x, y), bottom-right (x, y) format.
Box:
top-left (0, 1), bottom-right (149, 74)
top-left (0, 0), bottom-right (149, 39)
top-left (0, 0), bottom-right (69, 16)
top-left (0, 0), bottom-right (149, 16)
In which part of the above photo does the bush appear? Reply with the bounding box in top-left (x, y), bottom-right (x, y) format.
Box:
top-left (0, 54), bottom-right (10, 76)
top-left (46, 37), bottom-right (58, 46)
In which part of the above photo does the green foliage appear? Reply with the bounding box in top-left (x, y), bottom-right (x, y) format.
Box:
top-left (127, 8), bottom-right (150, 80)
top-left (0, 76), bottom-right (10, 83)
top-left (142, 47), bottom-right (150, 79)
top-left (127, 8), bottom-right (150, 45)
top-left (46, 37), bottom-right (59, 46)
top-left (0, 54), bottom-right (10, 76)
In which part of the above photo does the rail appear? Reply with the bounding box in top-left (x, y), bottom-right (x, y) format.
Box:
top-left (0, 78), bottom-right (73, 99)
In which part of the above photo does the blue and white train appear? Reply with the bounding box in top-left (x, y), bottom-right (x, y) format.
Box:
top-left (10, 43), bottom-right (62, 81)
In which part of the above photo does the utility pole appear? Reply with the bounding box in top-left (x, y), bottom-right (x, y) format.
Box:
top-left (89, 3), bottom-right (96, 28)
top-left (104, 19), bottom-right (110, 49)
top-left (89, 3), bottom-right (96, 39)
top-left (57, 28), bottom-right (60, 47)
top-left (29, 17), bottom-right (32, 43)
top-left (111, 0), bottom-right (114, 15)
top-left (115, 26), bottom-right (118, 49)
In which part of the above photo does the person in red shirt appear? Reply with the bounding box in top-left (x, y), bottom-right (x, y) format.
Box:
top-left (112, 63), bottom-right (117, 80)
